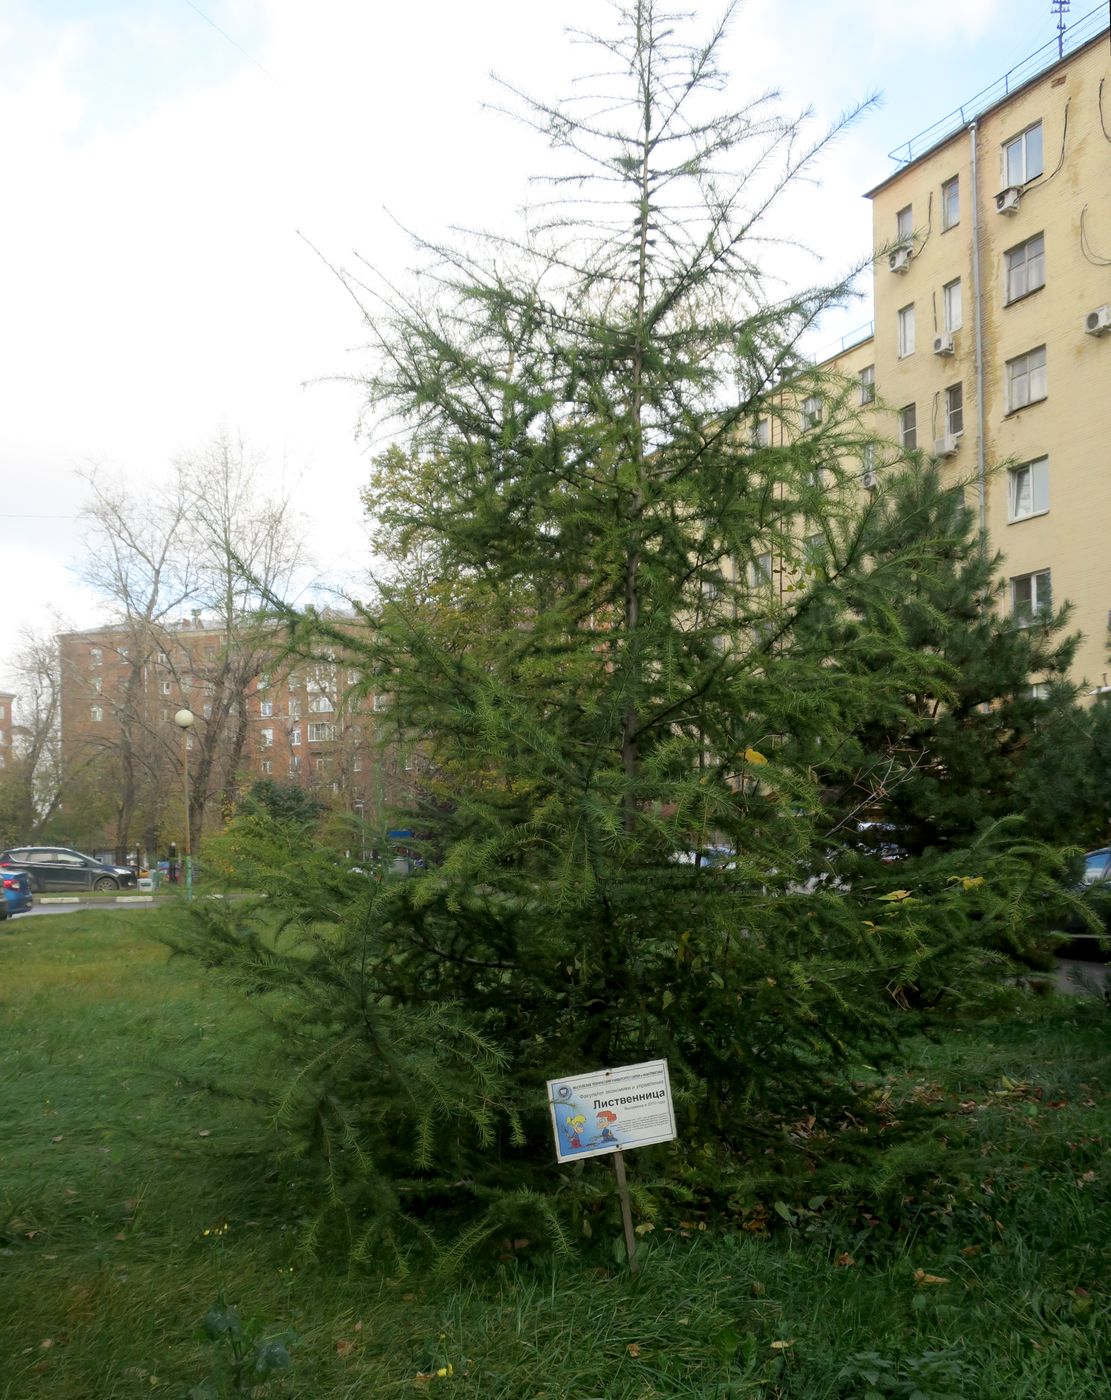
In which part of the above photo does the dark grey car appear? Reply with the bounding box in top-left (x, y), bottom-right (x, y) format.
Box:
top-left (0, 846), bottom-right (138, 893)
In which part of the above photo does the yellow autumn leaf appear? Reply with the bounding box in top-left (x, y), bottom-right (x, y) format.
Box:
top-left (878, 889), bottom-right (912, 902)
top-left (913, 1269), bottom-right (949, 1287)
top-left (947, 875), bottom-right (985, 890)
top-left (770, 1339), bottom-right (795, 1350)
top-left (743, 747), bottom-right (768, 765)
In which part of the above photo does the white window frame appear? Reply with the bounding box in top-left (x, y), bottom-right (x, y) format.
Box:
top-left (1011, 569), bottom-right (1052, 626)
top-left (260, 727), bottom-right (273, 748)
top-left (748, 552), bottom-right (773, 589)
top-left (1004, 233), bottom-right (1045, 304)
top-left (941, 176), bottom-right (959, 230)
top-left (942, 278), bottom-right (962, 333)
top-left (945, 383), bottom-right (964, 437)
top-left (801, 395), bottom-right (822, 431)
top-left (90, 705), bottom-right (103, 723)
top-left (291, 726), bottom-right (301, 746)
top-left (897, 304), bottom-right (915, 358)
top-left (261, 759), bottom-right (273, 775)
top-left (899, 404), bottom-right (917, 451)
top-left (90, 647), bottom-right (102, 667)
top-left (858, 365), bottom-right (875, 406)
top-left (288, 698), bottom-right (301, 720)
top-left (895, 204), bottom-right (913, 244)
top-left (1003, 121), bottom-right (1043, 187)
top-left (307, 722), bottom-right (336, 743)
top-left (259, 700), bottom-right (273, 717)
top-left (1006, 346), bottom-right (1047, 413)
top-left (1007, 457), bottom-right (1049, 522)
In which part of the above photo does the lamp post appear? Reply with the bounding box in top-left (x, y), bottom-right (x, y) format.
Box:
top-left (174, 708), bottom-right (195, 899)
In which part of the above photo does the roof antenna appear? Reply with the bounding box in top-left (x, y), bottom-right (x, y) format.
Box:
top-left (1051, 1), bottom-right (1070, 60)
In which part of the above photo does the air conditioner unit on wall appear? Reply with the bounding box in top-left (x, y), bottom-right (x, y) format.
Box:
top-left (860, 468), bottom-right (878, 490)
top-left (888, 245), bottom-right (912, 273)
top-left (933, 434), bottom-right (960, 458)
top-left (932, 332), bottom-right (955, 356)
top-left (996, 186), bottom-right (1021, 215)
top-left (1084, 305), bottom-right (1111, 336)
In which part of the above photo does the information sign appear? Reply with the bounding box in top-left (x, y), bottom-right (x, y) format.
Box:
top-left (547, 1058), bottom-right (676, 1164)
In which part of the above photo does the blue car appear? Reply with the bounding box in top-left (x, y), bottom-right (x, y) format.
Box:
top-left (1, 869), bottom-right (33, 921)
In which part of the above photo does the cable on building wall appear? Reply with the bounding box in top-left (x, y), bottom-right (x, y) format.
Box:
top-left (1098, 78), bottom-right (1111, 142)
top-left (1079, 204), bottom-right (1111, 265)
top-left (916, 190), bottom-right (934, 259)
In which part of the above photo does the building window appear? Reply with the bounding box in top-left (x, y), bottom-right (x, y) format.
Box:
top-left (749, 552), bottom-right (773, 588)
top-left (92, 676), bottom-right (102, 694)
top-left (289, 698), bottom-right (301, 720)
top-left (1007, 457), bottom-right (1049, 522)
top-left (1004, 233), bottom-right (1045, 303)
top-left (945, 383), bottom-right (964, 437)
top-left (118, 647), bottom-right (128, 661)
top-left (352, 755), bottom-right (363, 772)
top-left (158, 651), bottom-right (168, 666)
top-left (291, 726), bottom-right (301, 746)
top-left (160, 680), bottom-right (171, 695)
top-left (259, 700), bottom-right (273, 717)
top-left (0, 753), bottom-right (5, 768)
top-left (309, 694), bottom-right (334, 714)
top-left (858, 365), bottom-right (875, 405)
top-left (1004, 121), bottom-right (1043, 186)
top-left (186, 736), bottom-right (193, 751)
top-left (801, 395), bottom-right (822, 431)
top-left (895, 204), bottom-right (913, 244)
top-left (861, 443), bottom-right (876, 476)
top-left (941, 176), bottom-right (959, 230)
top-left (308, 723), bottom-right (336, 743)
top-left (752, 416), bottom-right (771, 447)
top-left (1028, 682), bottom-right (1051, 700)
top-left (899, 404), bottom-right (917, 450)
top-left (0, 703), bottom-right (5, 720)
top-left (90, 705), bottom-right (103, 722)
top-left (258, 671), bottom-right (271, 690)
top-left (347, 669), bottom-right (360, 685)
top-left (261, 727), bottom-right (273, 748)
top-left (202, 702), bottom-right (212, 719)
top-left (1011, 569), bottom-right (1052, 626)
top-left (261, 759), bottom-right (273, 775)
top-left (372, 695), bottom-right (389, 713)
top-left (90, 647), bottom-right (102, 667)
top-left (290, 754), bottom-right (301, 771)
top-left (1006, 346), bottom-right (1047, 412)
top-left (897, 304), bottom-right (915, 358)
top-left (942, 278), bottom-right (962, 332)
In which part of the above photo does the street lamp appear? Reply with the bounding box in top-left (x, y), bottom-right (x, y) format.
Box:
top-left (174, 708), bottom-right (195, 899)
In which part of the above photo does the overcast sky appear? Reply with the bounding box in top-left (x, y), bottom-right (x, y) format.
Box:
top-left (0, 0), bottom-right (1091, 696)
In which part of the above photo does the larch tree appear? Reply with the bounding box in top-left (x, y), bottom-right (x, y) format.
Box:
top-left (171, 2), bottom-right (1074, 1257)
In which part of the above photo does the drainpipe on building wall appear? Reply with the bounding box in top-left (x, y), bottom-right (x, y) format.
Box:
top-left (968, 119), bottom-right (988, 540)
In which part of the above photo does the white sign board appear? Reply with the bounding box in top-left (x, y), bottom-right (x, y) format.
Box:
top-left (547, 1058), bottom-right (676, 1164)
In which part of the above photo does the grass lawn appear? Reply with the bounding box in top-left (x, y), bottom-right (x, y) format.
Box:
top-left (1, 911), bottom-right (1108, 1398)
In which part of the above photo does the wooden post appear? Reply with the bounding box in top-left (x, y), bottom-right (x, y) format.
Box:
top-left (611, 1151), bottom-right (638, 1275)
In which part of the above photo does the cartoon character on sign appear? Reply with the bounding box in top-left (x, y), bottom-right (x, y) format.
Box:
top-left (565, 1114), bottom-right (587, 1150)
top-left (596, 1109), bottom-right (619, 1143)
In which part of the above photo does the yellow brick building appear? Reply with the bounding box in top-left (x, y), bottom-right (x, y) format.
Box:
top-left (827, 17), bottom-right (1111, 692)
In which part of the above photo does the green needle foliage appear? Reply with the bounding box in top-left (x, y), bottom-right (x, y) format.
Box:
top-left (170, 2), bottom-right (1096, 1259)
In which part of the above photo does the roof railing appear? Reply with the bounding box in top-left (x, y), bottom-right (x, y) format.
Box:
top-left (887, 4), bottom-right (1108, 168)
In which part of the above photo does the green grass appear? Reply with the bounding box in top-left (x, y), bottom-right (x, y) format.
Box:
top-left (1, 912), bottom-right (1109, 1397)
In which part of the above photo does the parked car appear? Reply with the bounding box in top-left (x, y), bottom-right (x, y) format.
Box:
top-left (1058, 847), bottom-right (1111, 961)
top-left (0, 847), bottom-right (139, 893)
top-left (1, 869), bottom-right (33, 920)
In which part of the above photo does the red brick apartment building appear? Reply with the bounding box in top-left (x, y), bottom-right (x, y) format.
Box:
top-left (58, 615), bottom-right (413, 850)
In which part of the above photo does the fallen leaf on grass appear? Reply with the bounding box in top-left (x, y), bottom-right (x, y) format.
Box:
top-left (627, 1342), bottom-right (641, 1358)
top-left (336, 1339), bottom-right (356, 1358)
top-left (834, 1253), bottom-right (856, 1268)
top-left (960, 1245), bottom-right (982, 1257)
top-left (770, 1339), bottom-right (795, 1350)
top-left (913, 1270), bottom-right (949, 1287)
top-left (197, 1130), bottom-right (211, 1138)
